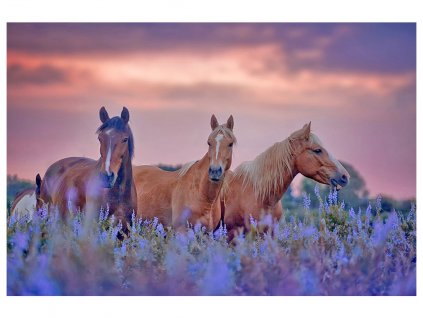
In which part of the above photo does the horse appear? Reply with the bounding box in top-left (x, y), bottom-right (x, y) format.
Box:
top-left (39, 107), bottom-right (137, 229)
top-left (133, 114), bottom-right (236, 231)
top-left (9, 174), bottom-right (43, 219)
top-left (223, 122), bottom-right (350, 235)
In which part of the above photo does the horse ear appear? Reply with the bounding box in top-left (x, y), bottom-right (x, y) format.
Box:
top-left (302, 122), bottom-right (311, 140)
top-left (99, 106), bottom-right (110, 123)
top-left (226, 115), bottom-right (234, 131)
top-left (121, 107), bottom-right (130, 124)
top-left (35, 173), bottom-right (42, 187)
top-left (211, 114), bottom-right (219, 130)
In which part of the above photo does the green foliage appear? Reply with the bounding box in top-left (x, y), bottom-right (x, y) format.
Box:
top-left (157, 164), bottom-right (182, 172)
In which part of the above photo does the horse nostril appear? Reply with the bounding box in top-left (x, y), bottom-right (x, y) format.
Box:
top-left (340, 174), bottom-right (348, 185)
top-left (208, 166), bottom-right (223, 180)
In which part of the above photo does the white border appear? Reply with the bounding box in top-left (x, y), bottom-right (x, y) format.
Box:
top-left (0, 1), bottom-right (420, 317)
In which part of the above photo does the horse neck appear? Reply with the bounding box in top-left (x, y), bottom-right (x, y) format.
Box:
top-left (195, 154), bottom-right (224, 205)
top-left (114, 152), bottom-right (133, 200)
top-left (95, 151), bottom-right (133, 202)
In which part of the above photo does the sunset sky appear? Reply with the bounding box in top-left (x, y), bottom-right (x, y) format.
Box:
top-left (7, 23), bottom-right (416, 199)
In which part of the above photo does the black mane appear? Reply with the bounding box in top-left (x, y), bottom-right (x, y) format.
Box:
top-left (96, 116), bottom-right (135, 159)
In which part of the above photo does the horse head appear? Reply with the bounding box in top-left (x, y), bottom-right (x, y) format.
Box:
top-left (207, 114), bottom-right (236, 182)
top-left (290, 122), bottom-right (350, 190)
top-left (97, 106), bottom-right (134, 188)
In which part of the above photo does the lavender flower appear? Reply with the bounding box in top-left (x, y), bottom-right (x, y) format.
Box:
top-left (376, 194), bottom-right (382, 212)
top-left (349, 207), bottom-right (356, 220)
top-left (302, 192), bottom-right (311, 210)
top-left (332, 188), bottom-right (338, 204)
top-left (328, 190), bottom-right (333, 206)
top-left (152, 217), bottom-right (158, 228)
top-left (324, 201), bottom-right (330, 214)
top-left (6, 190), bottom-right (416, 296)
top-left (314, 184), bottom-right (320, 199)
top-left (73, 218), bottom-right (81, 237)
top-left (156, 223), bottom-right (165, 238)
top-left (249, 215), bottom-right (257, 228)
top-left (365, 204), bottom-right (372, 229)
top-left (99, 206), bottom-right (105, 222)
top-left (356, 208), bottom-right (362, 232)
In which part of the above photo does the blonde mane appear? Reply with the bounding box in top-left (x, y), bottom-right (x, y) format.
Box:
top-left (233, 137), bottom-right (296, 202)
top-left (177, 160), bottom-right (197, 177)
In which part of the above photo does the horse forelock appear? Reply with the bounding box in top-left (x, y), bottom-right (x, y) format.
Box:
top-left (234, 138), bottom-right (294, 202)
top-left (96, 116), bottom-right (134, 159)
top-left (210, 125), bottom-right (237, 144)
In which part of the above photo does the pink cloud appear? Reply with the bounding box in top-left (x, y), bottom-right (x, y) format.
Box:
top-left (7, 35), bottom-right (415, 199)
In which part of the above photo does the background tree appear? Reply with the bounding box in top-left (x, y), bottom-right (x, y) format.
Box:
top-left (157, 163), bottom-right (182, 172)
top-left (282, 185), bottom-right (301, 211)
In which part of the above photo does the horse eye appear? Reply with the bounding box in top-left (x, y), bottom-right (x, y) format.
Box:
top-left (228, 143), bottom-right (233, 147)
top-left (207, 141), bottom-right (211, 146)
top-left (122, 137), bottom-right (129, 143)
top-left (313, 149), bottom-right (322, 154)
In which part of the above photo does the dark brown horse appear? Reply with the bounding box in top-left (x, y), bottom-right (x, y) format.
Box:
top-left (39, 107), bottom-right (137, 228)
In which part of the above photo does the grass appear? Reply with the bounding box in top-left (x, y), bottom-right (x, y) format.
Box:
top-left (7, 188), bottom-right (416, 295)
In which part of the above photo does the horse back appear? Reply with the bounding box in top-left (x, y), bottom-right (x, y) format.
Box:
top-left (133, 165), bottom-right (177, 226)
top-left (40, 157), bottom-right (97, 212)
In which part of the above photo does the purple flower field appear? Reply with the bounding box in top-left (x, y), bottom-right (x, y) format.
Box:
top-left (7, 188), bottom-right (416, 296)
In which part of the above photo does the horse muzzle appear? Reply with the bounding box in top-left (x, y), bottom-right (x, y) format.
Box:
top-left (208, 165), bottom-right (223, 182)
top-left (330, 172), bottom-right (349, 190)
top-left (101, 172), bottom-right (115, 188)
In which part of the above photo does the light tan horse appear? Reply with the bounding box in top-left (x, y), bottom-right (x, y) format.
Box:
top-left (133, 115), bottom-right (236, 231)
top-left (9, 174), bottom-right (43, 218)
top-left (39, 107), bottom-right (137, 229)
top-left (224, 122), bottom-right (350, 235)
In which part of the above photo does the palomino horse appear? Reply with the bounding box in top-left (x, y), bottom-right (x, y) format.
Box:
top-left (39, 107), bottom-right (137, 227)
top-left (10, 174), bottom-right (43, 218)
top-left (133, 115), bottom-right (236, 231)
top-left (224, 122), bottom-right (350, 234)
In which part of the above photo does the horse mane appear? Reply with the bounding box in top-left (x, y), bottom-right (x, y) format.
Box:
top-left (233, 137), bottom-right (295, 202)
top-left (178, 160), bottom-right (197, 177)
top-left (96, 116), bottom-right (134, 159)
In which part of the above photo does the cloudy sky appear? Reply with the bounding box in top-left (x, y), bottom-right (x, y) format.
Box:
top-left (7, 23), bottom-right (415, 199)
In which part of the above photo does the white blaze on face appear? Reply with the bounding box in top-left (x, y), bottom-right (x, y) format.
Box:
top-left (215, 133), bottom-right (224, 160)
top-left (105, 139), bottom-right (112, 176)
top-left (12, 192), bottom-right (36, 217)
top-left (105, 129), bottom-right (113, 176)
